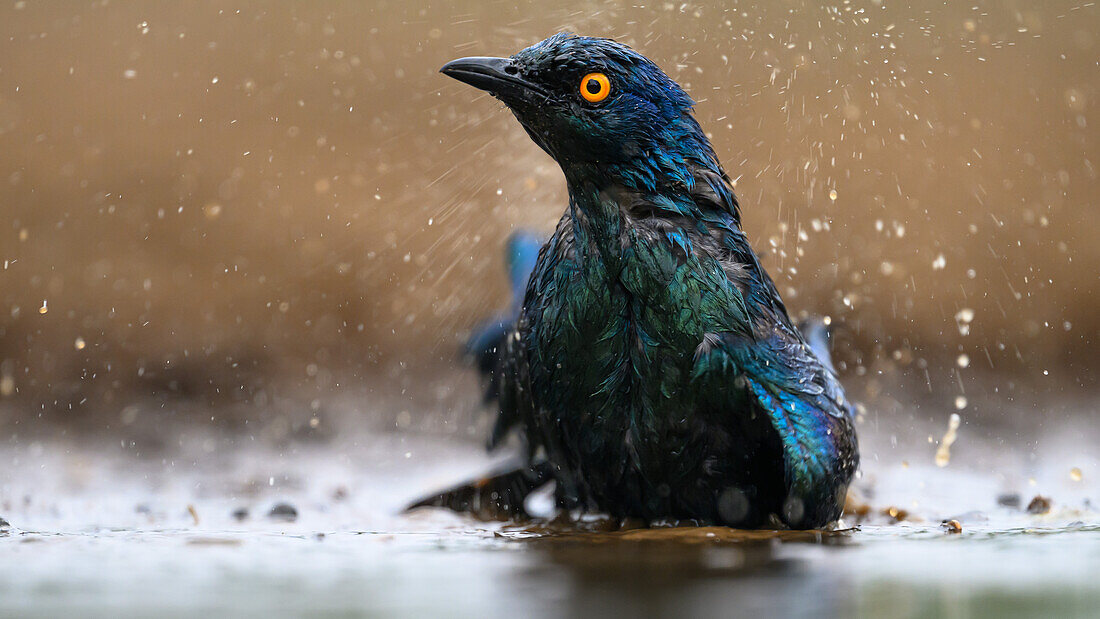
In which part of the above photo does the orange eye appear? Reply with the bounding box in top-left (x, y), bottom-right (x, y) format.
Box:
top-left (579, 73), bottom-right (611, 103)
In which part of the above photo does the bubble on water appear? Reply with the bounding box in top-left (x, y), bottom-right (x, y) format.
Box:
top-left (38, 300), bottom-right (48, 315)
top-left (932, 254), bottom-right (946, 270)
top-left (956, 354), bottom-right (969, 368)
top-left (829, 189), bottom-right (838, 201)
top-left (123, 69), bottom-right (137, 79)
top-left (1070, 467), bottom-right (1083, 482)
top-left (954, 395), bottom-right (968, 410)
top-left (74, 337), bottom-right (86, 350)
top-left (935, 413), bottom-right (962, 467)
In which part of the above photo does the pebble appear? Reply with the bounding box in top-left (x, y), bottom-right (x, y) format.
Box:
top-left (1026, 496), bottom-right (1052, 515)
top-left (996, 493), bottom-right (1022, 509)
top-left (268, 502), bottom-right (298, 522)
top-left (941, 519), bottom-right (962, 534)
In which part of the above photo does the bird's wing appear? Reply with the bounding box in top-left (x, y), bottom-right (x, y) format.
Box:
top-left (693, 328), bottom-right (858, 527)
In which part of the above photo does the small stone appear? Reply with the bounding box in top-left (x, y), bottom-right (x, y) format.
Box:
top-left (996, 493), bottom-right (1021, 508)
top-left (941, 519), bottom-right (962, 534)
top-left (1026, 495), bottom-right (1052, 515)
top-left (268, 502), bottom-right (298, 522)
top-left (0, 517), bottom-right (10, 529)
top-left (231, 507), bottom-right (249, 521)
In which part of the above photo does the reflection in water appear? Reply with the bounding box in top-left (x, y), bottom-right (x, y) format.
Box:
top-left (513, 526), bottom-right (854, 617)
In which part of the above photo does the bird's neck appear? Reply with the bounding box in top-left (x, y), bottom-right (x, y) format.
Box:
top-left (561, 139), bottom-right (741, 262)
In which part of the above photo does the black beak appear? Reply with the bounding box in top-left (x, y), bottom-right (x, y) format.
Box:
top-left (440, 56), bottom-right (549, 103)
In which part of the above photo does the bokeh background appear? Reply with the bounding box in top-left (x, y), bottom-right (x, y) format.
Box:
top-left (0, 0), bottom-right (1095, 436)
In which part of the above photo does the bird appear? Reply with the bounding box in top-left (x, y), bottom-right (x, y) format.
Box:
top-left (416, 33), bottom-right (859, 529)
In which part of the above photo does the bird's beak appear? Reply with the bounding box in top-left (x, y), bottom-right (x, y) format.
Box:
top-left (440, 56), bottom-right (549, 103)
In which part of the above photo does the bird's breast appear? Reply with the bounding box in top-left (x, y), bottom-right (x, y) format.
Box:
top-left (526, 230), bottom-right (729, 441)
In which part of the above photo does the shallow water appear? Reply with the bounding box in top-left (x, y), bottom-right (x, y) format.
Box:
top-left (2, 416), bottom-right (1097, 618)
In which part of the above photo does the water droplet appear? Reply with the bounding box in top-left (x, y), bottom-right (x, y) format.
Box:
top-left (1070, 467), bottom-right (1083, 482)
top-left (74, 337), bottom-right (86, 350)
top-left (828, 189), bottom-right (838, 201)
top-left (955, 308), bottom-right (975, 336)
top-left (935, 413), bottom-right (962, 467)
top-left (956, 354), bottom-right (970, 368)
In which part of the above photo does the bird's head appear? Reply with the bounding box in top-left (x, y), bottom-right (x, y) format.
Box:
top-left (442, 34), bottom-right (715, 186)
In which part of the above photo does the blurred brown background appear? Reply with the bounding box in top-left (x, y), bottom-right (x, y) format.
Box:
top-left (0, 1), bottom-right (1095, 428)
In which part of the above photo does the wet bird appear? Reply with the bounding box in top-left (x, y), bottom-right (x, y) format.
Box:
top-left (416, 34), bottom-right (858, 529)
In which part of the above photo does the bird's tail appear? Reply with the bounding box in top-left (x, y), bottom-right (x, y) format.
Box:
top-left (405, 460), bottom-right (554, 519)
top-left (798, 316), bottom-right (836, 373)
top-left (406, 231), bottom-right (550, 519)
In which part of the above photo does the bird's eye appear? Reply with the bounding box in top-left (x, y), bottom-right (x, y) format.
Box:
top-left (579, 73), bottom-right (611, 103)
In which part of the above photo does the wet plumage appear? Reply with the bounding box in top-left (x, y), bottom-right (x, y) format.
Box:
top-left (427, 34), bottom-right (858, 529)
